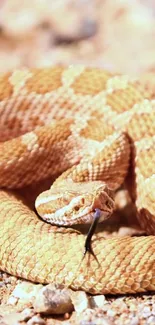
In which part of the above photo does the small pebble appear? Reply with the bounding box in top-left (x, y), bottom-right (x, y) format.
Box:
top-left (0, 282), bottom-right (5, 288)
top-left (107, 309), bottom-right (117, 317)
top-left (90, 295), bottom-right (106, 308)
top-left (19, 307), bottom-right (35, 321)
top-left (148, 315), bottom-right (155, 324)
top-left (27, 315), bottom-right (45, 325)
top-left (142, 306), bottom-right (151, 318)
top-left (70, 290), bottom-right (90, 313)
top-left (129, 316), bottom-right (139, 325)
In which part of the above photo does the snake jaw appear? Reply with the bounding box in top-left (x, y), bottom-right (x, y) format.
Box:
top-left (35, 180), bottom-right (115, 225)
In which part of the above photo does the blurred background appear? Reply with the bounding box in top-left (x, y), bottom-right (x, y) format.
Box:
top-left (0, 0), bottom-right (155, 76)
top-left (0, 1), bottom-right (155, 320)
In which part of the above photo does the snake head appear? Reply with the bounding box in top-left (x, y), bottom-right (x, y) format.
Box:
top-left (35, 179), bottom-right (115, 225)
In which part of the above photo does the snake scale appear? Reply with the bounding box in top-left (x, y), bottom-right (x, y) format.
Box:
top-left (0, 66), bottom-right (155, 295)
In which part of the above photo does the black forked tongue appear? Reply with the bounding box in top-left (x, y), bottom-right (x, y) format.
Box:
top-left (84, 208), bottom-right (102, 256)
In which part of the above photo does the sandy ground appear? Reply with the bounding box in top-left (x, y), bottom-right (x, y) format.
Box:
top-left (0, 0), bottom-right (155, 324)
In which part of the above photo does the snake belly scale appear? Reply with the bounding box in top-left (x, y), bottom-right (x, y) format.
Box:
top-left (0, 66), bottom-right (154, 294)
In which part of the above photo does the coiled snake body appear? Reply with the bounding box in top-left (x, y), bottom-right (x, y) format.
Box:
top-left (0, 66), bottom-right (154, 294)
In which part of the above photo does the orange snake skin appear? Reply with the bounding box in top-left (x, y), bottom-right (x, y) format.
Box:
top-left (0, 66), bottom-right (154, 295)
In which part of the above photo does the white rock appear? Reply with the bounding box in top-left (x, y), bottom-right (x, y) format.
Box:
top-left (33, 284), bottom-right (74, 315)
top-left (19, 308), bottom-right (35, 321)
top-left (7, 281), bottom-right (43, 307)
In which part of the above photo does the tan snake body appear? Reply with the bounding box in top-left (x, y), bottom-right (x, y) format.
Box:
top-left (0, 66), bottom-right (155, 294)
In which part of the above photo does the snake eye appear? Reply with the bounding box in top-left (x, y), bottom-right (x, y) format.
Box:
top-left (74, 206), bottom-right (80, 211)
top-left (107, 200), bottom-right (113, 210)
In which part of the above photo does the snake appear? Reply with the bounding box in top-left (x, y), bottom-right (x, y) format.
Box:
top-left (0, 65), bottom-right (154, 295)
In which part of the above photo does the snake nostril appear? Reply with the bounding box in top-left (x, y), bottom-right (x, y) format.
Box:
top-left (81, 198), bottom-right (85, 204)
top-left (105, 200), bottom-right (109, 207)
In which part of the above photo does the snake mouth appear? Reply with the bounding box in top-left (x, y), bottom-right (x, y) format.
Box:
top-left (39, 206), bottom-right (110, 226)
top-left (74, 208), bottom-right (111, 224)
top-left (57, 208), bottom-right (111, 226)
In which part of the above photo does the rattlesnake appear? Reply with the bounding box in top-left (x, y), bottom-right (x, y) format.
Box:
top-left (0, 66), bottom-right (154, 295)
